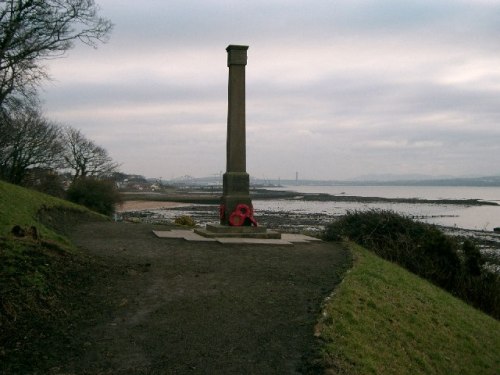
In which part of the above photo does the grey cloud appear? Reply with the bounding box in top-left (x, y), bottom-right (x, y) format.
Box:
top-left (41, 0), bottom-right (500, 179)
top-left (45, 79), bottom-right (225, 109)
top-left (100, 0), bottom-right (500, 48)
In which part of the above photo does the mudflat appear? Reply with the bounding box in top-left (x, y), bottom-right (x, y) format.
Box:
top-left (54, 221), bottom-right (350, 374)
top-left (116, 200), bottom-right (190, 212)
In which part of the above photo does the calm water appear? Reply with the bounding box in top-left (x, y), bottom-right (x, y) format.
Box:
top-left (268, 185), bottom-right (500, 203)
top-left (254, 185), bottom-right (500, 231)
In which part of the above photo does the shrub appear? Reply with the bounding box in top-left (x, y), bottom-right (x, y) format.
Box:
top-left (462, 239), bottom-right (484, 276)
top-left (324, 210), bottom-right (500, 319)
top-left (66, 178), bottom-right (121, 216)
top-left (174, 215), bottom-right (196, 227)
top-left (27, 172), bottom-right (65, 198)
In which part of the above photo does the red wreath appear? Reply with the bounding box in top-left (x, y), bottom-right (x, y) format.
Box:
top-left (228, 203), bottom-right (258, 227)
top-left (229, 211), bottom-right (246, 226)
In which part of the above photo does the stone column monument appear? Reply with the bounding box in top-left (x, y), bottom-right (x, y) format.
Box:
top-left (196, 45), bottom-right (280, 239)
top-left (220, 45), bottom-right (254, 226)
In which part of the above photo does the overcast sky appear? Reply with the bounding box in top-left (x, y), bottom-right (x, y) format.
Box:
top-left (42, 0), bottom-right (500, 181)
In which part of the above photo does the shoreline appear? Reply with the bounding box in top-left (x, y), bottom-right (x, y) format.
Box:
top-left (120, 190), bottom-right (499, 207)
top-left (116, 201), bottom-right (500, 271)
top-left (116, 192), bottom-right (499, 233)
top-left (116, 200), bottom-right (191, 212)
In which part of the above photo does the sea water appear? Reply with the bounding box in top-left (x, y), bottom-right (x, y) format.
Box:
top-left (253, 185), bottom-right (500, 231)
top-left (266, 185), bottom-right (500, 203)
top-left (138, 185), bottom-right (500, 231)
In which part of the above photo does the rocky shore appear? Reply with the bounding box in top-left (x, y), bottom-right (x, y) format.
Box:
top-left (117, 194), bottom-right (500, 273)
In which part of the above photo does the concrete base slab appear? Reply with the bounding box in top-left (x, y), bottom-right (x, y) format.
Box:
top-left (153, 229), bottom-right (321, 245)
top-left (153, 230), bottom-right (217, 242)
top-left (195, 225), bottom-right (282, 239)
top-left (205, 224), bottom-right (269, 234)
top-left (281, 233), bottom-right (322, 242)
top-left (216, 237), bottom-right (293, 245)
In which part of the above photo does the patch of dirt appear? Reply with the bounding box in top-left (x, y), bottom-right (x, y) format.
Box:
top-left (5, 221), bottom-right (350, 374)
top-left (0, 237), bottom-right (110, 375)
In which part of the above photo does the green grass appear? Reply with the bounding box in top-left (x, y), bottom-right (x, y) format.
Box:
top-left (0, 180), bottom-right (100, 245)
top-left (0, 180), bottom-right (107, 372)
top-left (0, 180), bottom-right (102, 304)
top-left (0, 180), bottom-right (104, 304)
top-left (317, 243), bottom-right (500, 375)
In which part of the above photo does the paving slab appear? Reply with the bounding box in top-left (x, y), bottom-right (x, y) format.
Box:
top-left (194, 227), bottom-right (282, 239)
top-left (183, 232), bottom-right (218, 242)
top-left (152, 230), bottom-right (190, 238)
top-left (216, 237), bottom-right (293, 245)
top-left (281, 233), bottom-right (322, 242)
top-left (153, 230), bottom-right (216, 242)
top-left (153, 229), bottom-right (322, 245)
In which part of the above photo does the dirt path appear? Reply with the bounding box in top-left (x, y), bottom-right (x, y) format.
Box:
top-left (55, 222), bottom-right (350, 374)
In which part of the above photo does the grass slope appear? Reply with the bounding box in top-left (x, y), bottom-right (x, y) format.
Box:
top-left (317, 243), bottom-right (500, 375)
top-left (0, 180), bottom-right (105, 373)
top-left (0, 180), bottom-right (100, 244)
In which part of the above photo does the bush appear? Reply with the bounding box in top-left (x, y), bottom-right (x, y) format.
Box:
top-left (25, 171), bottom-right (65, 198)
top-left (66, 178), bottom-right (121, 216)
top-left (462, 239), bottom-right (484, 276)
top-left (324, 210), bottom-right (500, 319)
top-left (174, 215), bottom-right (196, 227)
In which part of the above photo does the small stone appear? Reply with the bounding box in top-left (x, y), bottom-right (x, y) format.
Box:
top-left (11, 225), bottom-right (25, 237)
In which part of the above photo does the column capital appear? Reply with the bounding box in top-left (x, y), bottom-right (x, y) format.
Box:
top-left (226, 45), bottom-right (249, 66)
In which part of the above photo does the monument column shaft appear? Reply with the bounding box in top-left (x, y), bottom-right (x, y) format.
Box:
top-left (194, 44), bottom-right (279, 237)
top-left (227, 64), bottom-right (246, 172)
top-left (221, 45), bottom-right (252, 226)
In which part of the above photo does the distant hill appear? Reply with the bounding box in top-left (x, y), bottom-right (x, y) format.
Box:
top-left (349, 173), bottom-right (456, 182)
top-left (338, 175), bottom-right (500, 187)
top-left (250, 175), bottom-right (500, 187)
top-left (161, 174), bottom-right (500, 187)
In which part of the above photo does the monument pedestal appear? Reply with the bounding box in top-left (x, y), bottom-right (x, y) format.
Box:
top-left (195, 224), bottom-right (281, 239)
top-left (220, 171), bottom-right (257, 226)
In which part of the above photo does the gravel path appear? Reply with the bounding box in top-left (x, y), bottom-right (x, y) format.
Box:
top-left (56, 221), bottom-right (350, 374)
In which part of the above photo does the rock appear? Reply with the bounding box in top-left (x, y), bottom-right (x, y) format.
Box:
top-left (10, 225), bottom-right (40, 240)
top-left (11, 225), bottom-right (25, 237)
top-left (27, 226), bottom-right (39, 240)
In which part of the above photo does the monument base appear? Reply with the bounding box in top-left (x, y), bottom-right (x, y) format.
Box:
top-left (194, 224), bottom-right (281, 239)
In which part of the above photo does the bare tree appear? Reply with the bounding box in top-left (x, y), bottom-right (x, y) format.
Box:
top-left (0, 101), bottom-right (63, 184)
top-left (0, 0), bottom-right (112, 106)
top-left (62, 126), bottom-right (118, 181)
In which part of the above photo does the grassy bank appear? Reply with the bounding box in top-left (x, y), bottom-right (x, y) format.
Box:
top-left (0, 181), bottom-right (106, 373)
top-left (316, 243), bottom-right (500, 374)
top-left (0, 180), bottom-right (102, 245)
